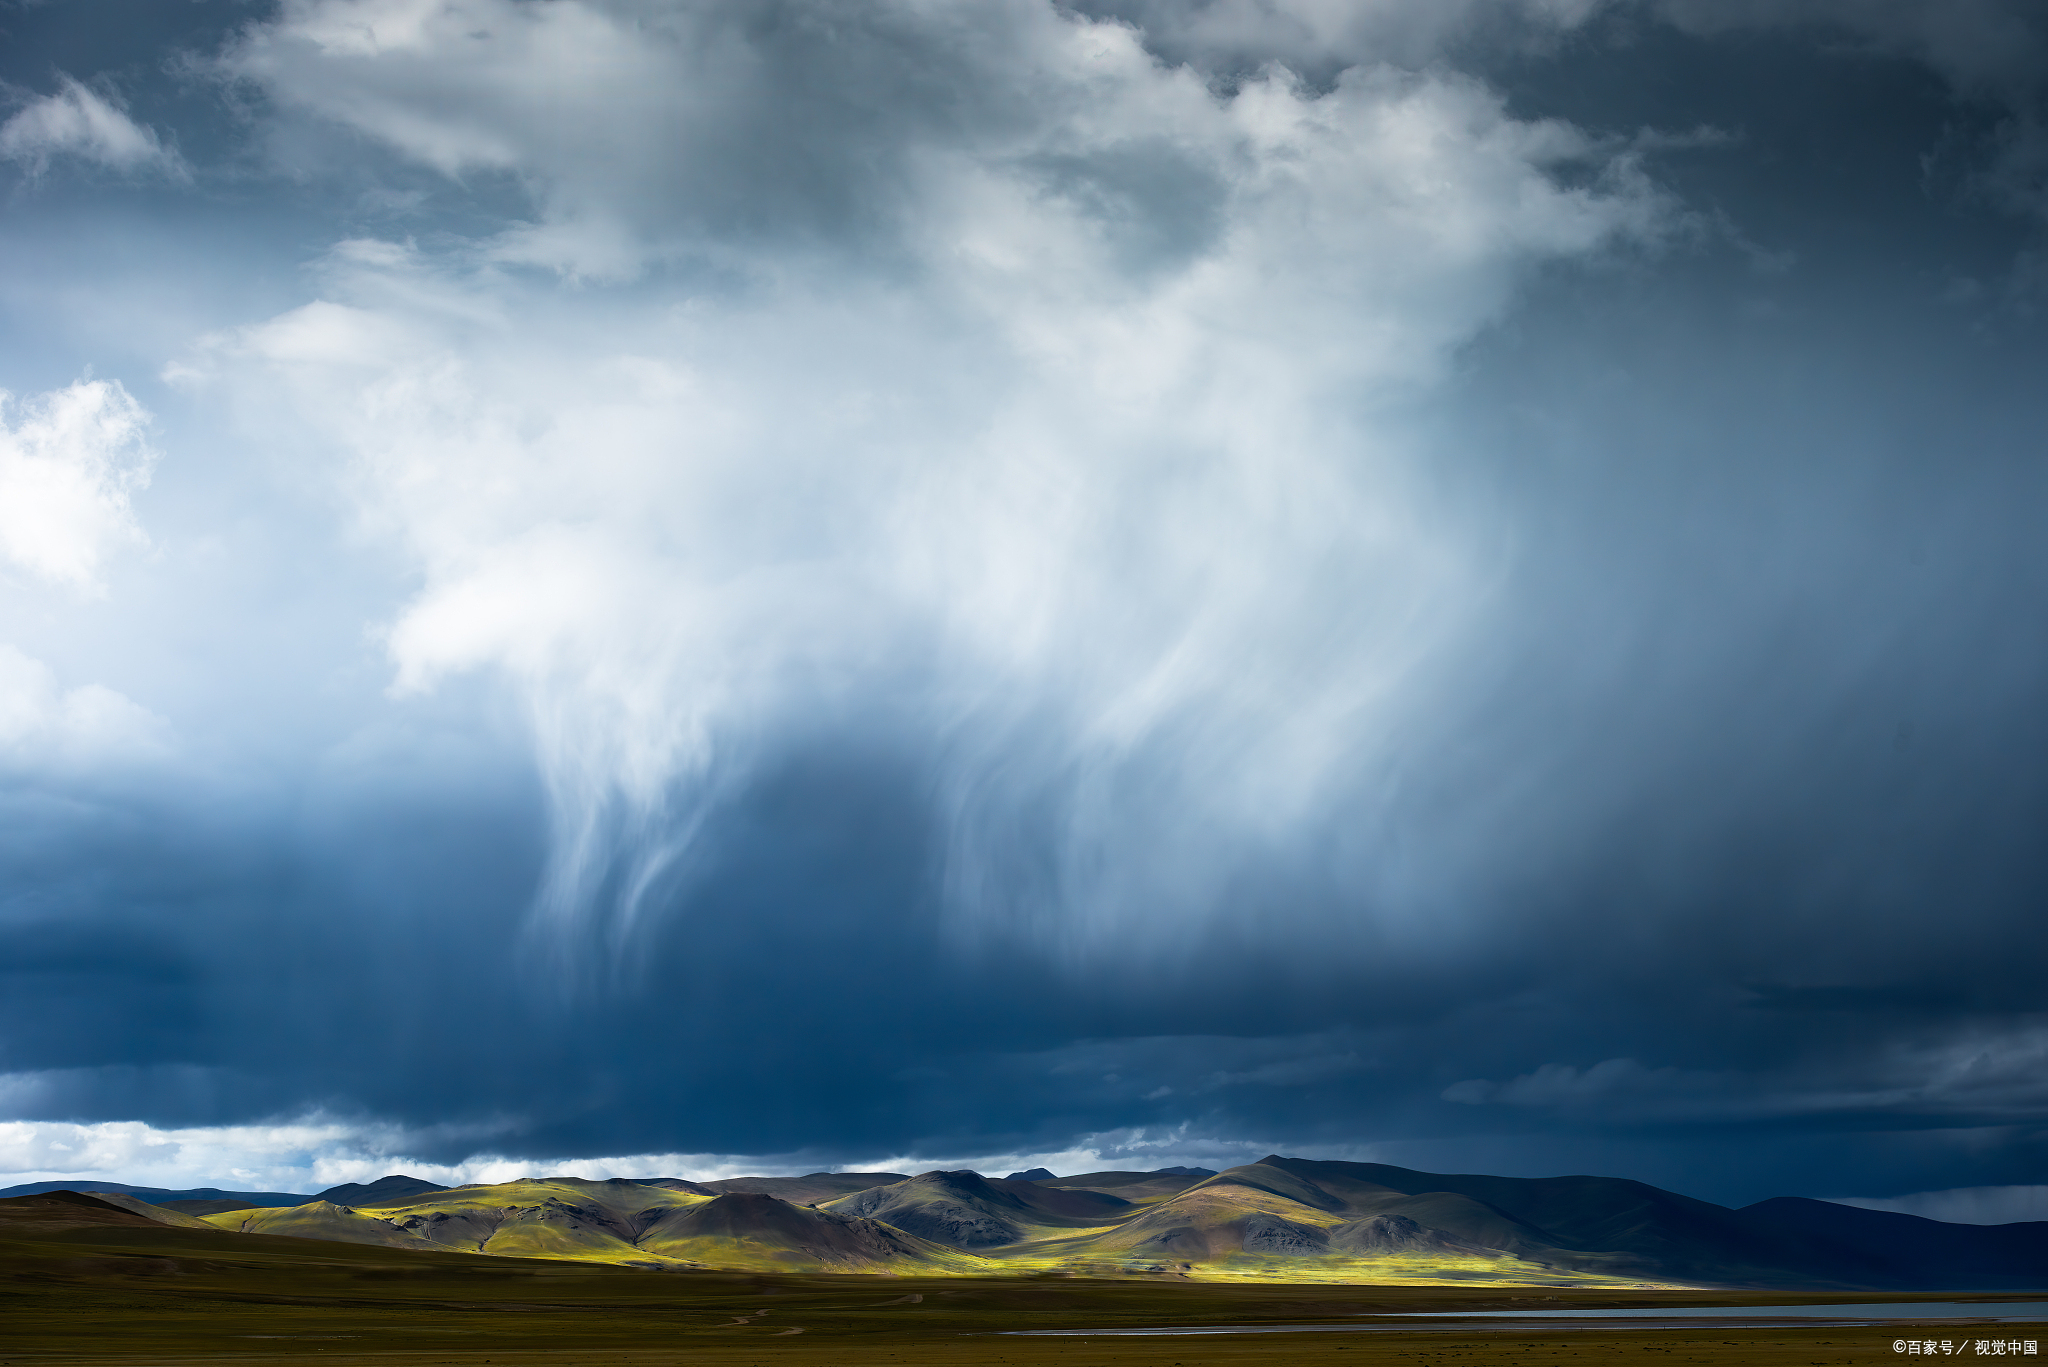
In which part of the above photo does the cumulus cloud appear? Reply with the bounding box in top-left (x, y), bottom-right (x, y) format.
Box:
top-left (0, 76), bottom-right (185, 178)
top-left (0, 379), bottom-right (157, 594)
top-left (196, 0), bottom-right (1670, 969)
top-left (218, 0), bottom-right (1665, 276)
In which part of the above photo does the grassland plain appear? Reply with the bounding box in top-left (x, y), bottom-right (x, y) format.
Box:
top-left (0, 1194), bottom-right (2000, 1367)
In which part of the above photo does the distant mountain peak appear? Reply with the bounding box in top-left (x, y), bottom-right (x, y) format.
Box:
top-left (1006, 1168), bottom-right (1057, 1181)
top-left (311, 1175), bottom-right (449, 1206)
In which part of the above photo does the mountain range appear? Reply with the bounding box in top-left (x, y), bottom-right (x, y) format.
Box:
top-left (8, 1156), bottom-right (2046, 1289)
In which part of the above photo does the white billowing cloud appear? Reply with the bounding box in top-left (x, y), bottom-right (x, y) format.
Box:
top-left (220, 0), bottom-right (1665, 278)
top-left (0, 1102), bottom-right (1001, 1191)
top-left (0, 1112), bottom-right (515, 1193)
top-left (0, 645), bottom-right (167, 763)
top-left (0, 379), bottom-right (157, 593)
top-left (198, 0), bottom-right (1671, 961)
top-left (0, 1115), bottom-right (339, 1189)
top-left (0, 76), bottom-right (184, 177)
top-left (0, 1100), bottom-right (1332, 1192)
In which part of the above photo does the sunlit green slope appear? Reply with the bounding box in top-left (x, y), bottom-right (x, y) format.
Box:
top-left (201, 1176), bottom-right (994, 1273)
top-left (174, 1161), bottom-right (1764, 1285)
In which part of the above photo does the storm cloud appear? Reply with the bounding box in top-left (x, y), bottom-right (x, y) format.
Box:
top-left (2, 0), bottom-right (2046, 1214)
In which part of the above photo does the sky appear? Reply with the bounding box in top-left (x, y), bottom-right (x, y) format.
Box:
top-left (2, 0), bottom-right (2047, 1220)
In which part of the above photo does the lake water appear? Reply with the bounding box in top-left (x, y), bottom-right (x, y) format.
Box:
top-left (1386, 1302), bottom-right (2048, 1321)
top-left (1001, 1301), bottom-right (2048, 1337)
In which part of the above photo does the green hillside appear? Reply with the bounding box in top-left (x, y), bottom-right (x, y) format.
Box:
top-left (165, 1164), bottom-right (1681, 1285)
top-left (638, 1191), bottom-right (996, 1272)
top-left (207, 1178), bottom-right (708, 1266)
top-left (212, 1200), bottom-right (453, 1251)
top-left (12, 1191), bottom-right (1951, 1367)
top-left (197, 1175), bottom-right (998, 1274)
top-left (90, 1155), bottom-right (2042, 1288)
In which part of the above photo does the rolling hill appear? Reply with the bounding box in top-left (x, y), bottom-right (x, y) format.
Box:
top-left (17, 1157), bottom-right (2045, 1289)
top-left (196, 1174), bottom-right (996, 1274)
top-left (825, 1170), bottom-right (1135, 1248)
top-left (694, 1171), bottom-right (909, 1204)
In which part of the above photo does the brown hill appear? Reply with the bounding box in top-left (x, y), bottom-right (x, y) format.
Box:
top-left (160, 1198), bottom-right (258, 1216)
top-left (825, 1170), bottom-right (1130, 1248)
top-left (637, 1191), bottom-right (972, 1270)
top-left (0, 1190), bottom-right (167, 1231)
top-left (67, 1191), bottom-right (219, 1230)
top-left (0, 1189), bottom-right (219, 1232)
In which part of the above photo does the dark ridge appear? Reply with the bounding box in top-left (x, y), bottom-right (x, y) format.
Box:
top-left (310, 1175), bottom-right (449, 1207)
top-left (1738, 1197), bottom-right (2048, 1290)
top-left (1239, 1156), bottom-right (2048, 1288)
top-left (697, 1172), bottom-right (908, 1204)
top-left (1006, 1168), bottom-right (1058, 1181)
top-left (1039, 1170), bottom-right (1217, 1200)
top-left (0, 1181), bottom-right (313, 1207)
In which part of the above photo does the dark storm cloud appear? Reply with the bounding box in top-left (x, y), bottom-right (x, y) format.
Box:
top-left (2, 1), bottom-right (2047, 1206)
